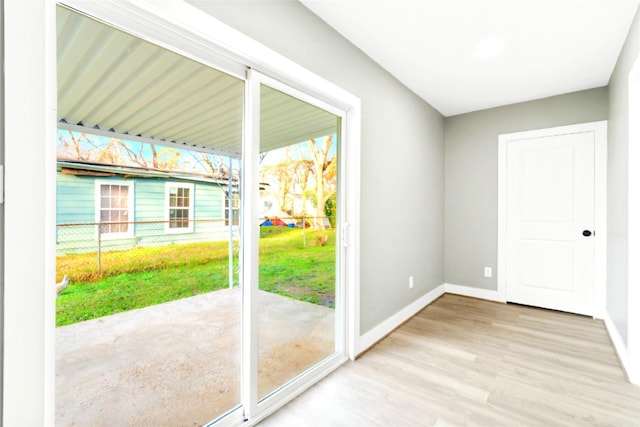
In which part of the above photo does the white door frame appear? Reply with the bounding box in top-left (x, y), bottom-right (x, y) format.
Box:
top-left (3, 1), bottom-right (362, 425)
top-left (497, 121), bottom-right (608, 318)
top-left (241, 69), bottom-right (351, 425)
top-left (627, 53), bottom-right (640, 384)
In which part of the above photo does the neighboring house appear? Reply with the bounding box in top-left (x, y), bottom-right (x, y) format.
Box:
top-left (259, 193), bottom-right (298, 224)
top-left (260, 193), bottom-right (332, 228)
top-left (56, 160), bottom-right (239, 254)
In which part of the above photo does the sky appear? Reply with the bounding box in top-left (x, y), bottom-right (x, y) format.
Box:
top-left (260, 133), bottom-right (337, 166)
top-left (57, 129), bottom-right (235, 174)
top-left (57, 129), bottom-right (337, 173)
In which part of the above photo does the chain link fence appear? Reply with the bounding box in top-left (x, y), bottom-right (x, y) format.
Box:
top-left (56, 216), bottom-right (334, 280)
top-left (56, 219), bottom-right (238, 281)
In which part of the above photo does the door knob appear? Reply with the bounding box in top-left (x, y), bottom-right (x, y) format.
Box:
top-left (582, 230), bottom-right (593, 237)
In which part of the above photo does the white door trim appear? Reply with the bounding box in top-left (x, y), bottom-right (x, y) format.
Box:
top-left (497, 121), bottom-right (607, 317)
top-left (242, 69), bottom-right (350, 425)
top-left (4, 0), bottom-right (362, 425)
top-left (627, 53), bottom-right (640, 384)
top-left (3, 1), bottom-right (58, 425)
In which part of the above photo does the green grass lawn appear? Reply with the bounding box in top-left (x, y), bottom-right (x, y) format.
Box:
top-left (56, 227), bottom-right (335, 326)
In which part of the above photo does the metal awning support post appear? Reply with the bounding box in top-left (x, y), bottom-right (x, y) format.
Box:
top-left (97, 222), bottom-right (102, 272)
top-left (228, 156), bottom-right (234, 288)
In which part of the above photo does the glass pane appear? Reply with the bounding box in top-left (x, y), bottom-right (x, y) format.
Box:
top-left (121, 191), bottom-right (128, 208)
top-left (258, 84), bottom-right (339, 399)
top-left (121, 210), bottom-right (129, 232)
top-left (101, 196), bottom-right (110, 209)
top-left (55, 6), bottom-right (244, 426)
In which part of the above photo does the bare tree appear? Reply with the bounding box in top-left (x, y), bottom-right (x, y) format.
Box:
top-left (259, 135), bottom-right (336, 230)
top-left (57, 130), bottom-right (94, 161)
top-left (57, 130), bottom-right (187, 172)
top-left (309, 135), bottom-right (336, 230)
top-left (261, 148), bottom-right (298, 215)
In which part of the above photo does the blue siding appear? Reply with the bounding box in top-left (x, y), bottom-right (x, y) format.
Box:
top-left (56, 171), bottom-right (233, 255)
top-left (56, 173), bottom-right (96, 224)
top-left (134, 180), bottom-right (163, 222)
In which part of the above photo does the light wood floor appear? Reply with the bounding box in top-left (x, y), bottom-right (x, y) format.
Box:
top-left (259, 293), bottom-right (640, 426)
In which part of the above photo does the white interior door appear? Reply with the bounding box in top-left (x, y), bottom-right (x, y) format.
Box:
top-left (506, 131), bottom-right (595, 315)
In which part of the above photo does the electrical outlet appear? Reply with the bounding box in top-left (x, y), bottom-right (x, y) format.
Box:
top-left (484, 267), bottom-right (492, 278)
top-left (409, 276), bottom-right (414, 289)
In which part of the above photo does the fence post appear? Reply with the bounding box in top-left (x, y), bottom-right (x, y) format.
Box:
top-left (97, 222), bottom-right (102, 273)
top-left (302, 215), bottom-right (306, 248)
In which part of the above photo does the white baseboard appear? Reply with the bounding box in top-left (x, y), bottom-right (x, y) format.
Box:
top-left (445, 283), bottom-right (505, 302)
top-left (603, 312), bottom-right (636, 383)
top-left (355, 284), bottom-right (446, 356)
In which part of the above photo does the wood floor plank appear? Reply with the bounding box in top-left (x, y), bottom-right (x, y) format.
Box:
top-left (258, 294), bottom-right (640, 426)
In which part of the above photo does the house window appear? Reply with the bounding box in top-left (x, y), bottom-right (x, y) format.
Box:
top-left (96, 181), bottom-right (134, 238)
top-left (166, 182), bottom-right (194, 233)
top-left (225, 191), bottom-right (240, 226)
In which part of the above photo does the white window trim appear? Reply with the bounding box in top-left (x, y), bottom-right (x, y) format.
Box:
top-left (165, 182), bottom-right (195, 234)
top-left (224, 189), bottom-right (240, 227)
top-left (95, 180), bottom-right (135, 240)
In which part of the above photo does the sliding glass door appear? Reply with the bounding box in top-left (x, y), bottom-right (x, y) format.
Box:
top-left (257, 83), bottom-right (341, 400)
top-left (56, 7), bottom-right (245, 425)
top-left (239, 71), bottom-right (347, 422)
top-left (55, 5), bottom-right (349, 426)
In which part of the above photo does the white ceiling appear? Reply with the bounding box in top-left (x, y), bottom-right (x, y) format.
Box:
top-left (301, 0), bottom-right (640, 116)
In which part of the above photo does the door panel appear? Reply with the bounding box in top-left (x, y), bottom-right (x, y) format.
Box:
top-left (257, 83), bottom-right (340, 400)
top-left (55, 8), bottom-right (245, 425)
top-left (520, 240), bottom-right (574, 292)
top-left (506, 132), bottom-right (595, 315)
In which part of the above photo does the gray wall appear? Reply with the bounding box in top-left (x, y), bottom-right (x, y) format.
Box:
top-left (607, 7), bottom-right (640, 345)
top-left (444, 87), bottom-right (609, 289)
top-left (186, 0), bottom-right (445, 334)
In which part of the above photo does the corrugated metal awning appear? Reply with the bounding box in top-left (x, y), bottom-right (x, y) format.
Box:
top-left (57, 6), bottom-right (338, 158)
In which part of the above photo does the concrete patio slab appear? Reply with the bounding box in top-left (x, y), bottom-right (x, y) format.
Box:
top-left (56, 288), bottom-right (334, 426)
